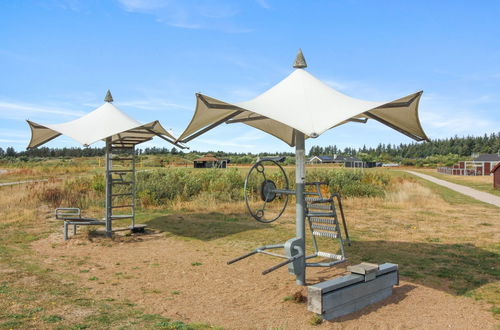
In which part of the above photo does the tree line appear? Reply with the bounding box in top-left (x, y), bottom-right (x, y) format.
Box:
top-left (308, 132), bottom-right (500, 159)
top-left (1, 132), bottom-right (499, 164)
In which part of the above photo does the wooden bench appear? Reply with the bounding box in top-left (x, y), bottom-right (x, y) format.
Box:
top-left (307, 263), bottom-right (399, 320)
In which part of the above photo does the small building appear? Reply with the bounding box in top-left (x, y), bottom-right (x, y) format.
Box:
top-left (472, 153), bottom-right (500, 175)
top-left (309, 155), bottom-right (334, 164)
top-left (437, 153), bottom-right (500, 176)
top-left (308, 154), bottom-right (371, 168)
top-left (492, 163), bottom-right (500, 189)
top-left (193, 153), bottom-right (229, 168)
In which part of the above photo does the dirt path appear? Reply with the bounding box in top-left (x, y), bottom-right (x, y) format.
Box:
top-left (0, 178), bottom-right (48, 187)
top-left (31, 232), bottom-right (498, 329)
top-left (406, 170), bottom-right (500, 207)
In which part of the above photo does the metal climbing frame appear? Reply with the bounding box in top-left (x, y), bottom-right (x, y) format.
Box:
top-left (104, 137), bottom-right (143, 237)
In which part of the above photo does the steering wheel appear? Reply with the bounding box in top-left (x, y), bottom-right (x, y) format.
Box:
top-left (244, 159), bottom-right (290, 223)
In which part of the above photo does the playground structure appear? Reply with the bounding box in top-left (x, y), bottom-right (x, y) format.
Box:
top-left (27, 91), bottom-right (185, 239)
top-left (232, 158), bottom-right (351, 276)
top-left (176, 49), bottom-right (429, 286)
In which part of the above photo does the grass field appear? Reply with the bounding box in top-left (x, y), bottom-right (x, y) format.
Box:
top-left (0, 162), bottom-right (498, 328)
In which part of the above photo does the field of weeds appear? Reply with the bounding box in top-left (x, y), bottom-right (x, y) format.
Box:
top-left (0, 162), bottom-right (498, 329)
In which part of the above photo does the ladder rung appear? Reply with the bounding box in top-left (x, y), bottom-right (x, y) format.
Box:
top-left (311, 224), bottom-right (338, 231)
top-left (111, 204), bottom-right (134, 209)
top-left (317, 251), bottom-right (343, 260)
top-left (110, 215), bottom-right (134, 219)
top-left (313, 231), bottom-right (338, 239)
top-left (112, 181), bottom-right (133, 185)
top-left (111, 193), bottom-right (133, 197)
top-left (111, 157), bottom-right (134, 161)
top-left (309, 217), bottom-right (337, 225)
top-left (110, 170), bottom-right (134, 173)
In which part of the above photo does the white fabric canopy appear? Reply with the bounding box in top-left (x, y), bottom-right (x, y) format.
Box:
top-left (27, 102), bottom-right (179, 149)
top-left (178, 68), bottom-right (428, 146)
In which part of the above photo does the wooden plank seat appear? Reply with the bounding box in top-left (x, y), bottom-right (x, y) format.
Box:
top-left (55, 208), bottom-right (105, 240)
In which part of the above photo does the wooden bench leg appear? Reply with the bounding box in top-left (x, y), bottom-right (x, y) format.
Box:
top-left (73, 224), bottom-right (77, 235)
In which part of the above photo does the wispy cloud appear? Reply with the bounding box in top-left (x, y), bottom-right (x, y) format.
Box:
top-left (0, 101), bottom-right (85, 121)
top-left (117, 0), bottom-right (253, 32)
top-left (119, 99), bottom-right (191, 111)
top-left (256, 0), bottom-right (271, 9)
top-left (0, 138), bottom-right (26, 144)
top-left (420, 94), bottom-right (500, 138)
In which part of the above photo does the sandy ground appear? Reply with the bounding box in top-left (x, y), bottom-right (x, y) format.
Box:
top-left (32, 231), bottom-right (498, 330)
top-left (406, 170), bottom-right (500, 207)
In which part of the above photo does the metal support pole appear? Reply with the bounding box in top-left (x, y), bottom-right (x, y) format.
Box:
top-left (105, 137), bottom-right (113, 237)
top-left (295, 130), bottom-right (306, 285)
top-left (131, 145), bottom-right (136, 229)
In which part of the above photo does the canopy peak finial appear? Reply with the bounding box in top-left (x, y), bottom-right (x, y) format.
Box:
top-left (293, 48), bottom-right (307, 69)
top-left (104, 90), bottom-right (114, 103)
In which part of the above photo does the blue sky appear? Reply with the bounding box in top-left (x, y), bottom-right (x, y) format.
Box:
top-left (1, 0), bottom-right (499, 153)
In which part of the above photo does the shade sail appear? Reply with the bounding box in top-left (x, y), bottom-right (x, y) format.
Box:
top-left (178, 66), bottom-right (428, 147)
top-left (27, 100), bottom-right (180, 149)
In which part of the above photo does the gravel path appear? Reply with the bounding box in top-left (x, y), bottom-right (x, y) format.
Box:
top-left (406, 170), bottom-right (500, 207)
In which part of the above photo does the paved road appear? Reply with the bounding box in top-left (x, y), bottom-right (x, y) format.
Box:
top-left (405, 170), bottom-right (500, 207)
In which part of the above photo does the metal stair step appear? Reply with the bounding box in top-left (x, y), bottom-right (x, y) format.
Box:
top-left (307, 212), bottom-right (336, 217)
top-left (307, 204), bottom-right (333, 210)
top-left (309, 217), bottom-right (337, 225)
top-left (311, 224), bottom-right (338, 232)
top-left (317, 251), bottom-right (344, 260)
top-left (312, 230), bottom-right (338, 239)
top-left (305, 197), bottom-right (333, 203)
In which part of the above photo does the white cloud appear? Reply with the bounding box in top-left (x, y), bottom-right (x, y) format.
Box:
top-left (0, 101), bottom-right (85, 121)
top-left (255, 0), bottom-right (270, 9)
top-left (419, 94), bottom-right (500, 138)
top-left (119, 99), bottom-right (191, 111)
top-left (117, 0), bottom-right (252, 32)
top-left (0, 138), bottom-right (26, 143)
